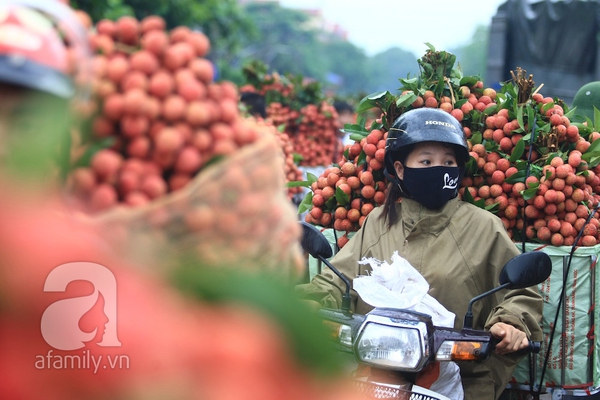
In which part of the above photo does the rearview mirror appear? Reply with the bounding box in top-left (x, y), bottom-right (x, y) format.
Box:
top-left (499, 251), bottom-right (552, 289)
top-left (464, 250), bottom-right (552, 329)
top-left (299, 222), bottom-right (352, 312)
top-left (300, 222), bottom-right (333, 259)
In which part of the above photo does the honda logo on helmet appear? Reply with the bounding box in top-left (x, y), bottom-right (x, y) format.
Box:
top-left (425, 120), bottom-right (454, 128)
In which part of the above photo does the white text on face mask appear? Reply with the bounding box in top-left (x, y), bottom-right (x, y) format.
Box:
top-left (443, 173), bottom-right (459, 189)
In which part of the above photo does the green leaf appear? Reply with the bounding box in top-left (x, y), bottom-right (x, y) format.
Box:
top-left (357, 150), bottom-right (367, 167)
top-left (455, 98), bottom-right (468, 108)
top-left (356, 95), bottom-right (379, 114)
top-left (396, 92), bottom-right (418, 108)
top-left (587, 138), bottom-right (600, 154)
top-left (459, 76), bottom-right (479, 88)
top-left (286, 180), bottom-right (311, 188)
top-left (342, 124), bottom-right (368, 134)
top-left (434, 76), bottom-right (445, 96)
top-left (335, 186), bottom-right (350, 206)
top-left (462, 186), bottom-right (475, 203)
top-left (594, 107), bottom-right (600, 130)
top-left (485, 202), bottom-right (500, 213)
top-left (520, 187), bottom-right (538, 201)
top-left (484, 140), bottom-right (500, 153)
top-left (366, 91), bottom-right (389, 101)
top-left (470, 132), bottom-right (483, 145)
top-left (72, 137), bottom-right (115, 168)
top-left (483, 104), bottom-right (498, 115)
top-left (541, 102), bottom-right (555, 115)
top-left (370, 120), bottom-right (384, 131)
top-left (297, 192), bottom-right (313, 214)
top-left (356, 114), bottom-right (367, 129)
top-left (324, 195), bottom-right (337, 211)
top-left (526, 106), bottom-right (535, 127)
top-left (349, 133), bottom-right (366, 142)
top-left (343, 128), bottom-right (368, 137)
top-left (462, 189), bottom-right (486, 209)
top-left (399, 77), bottom-right (419, 86)
top-left (473, 198), bottom-right (486, 208)
top-left (516, 106), bottom-right (525, 131)
top-left (504, 170), bottom-right (526, 184)
top-left (306, 172), bottom-right (318, 184)
top-left (509, 138), bottom-right (525, 162)
top-left (582, 151), bottom-right (600, 163)
top-left (465, 157), bottom-right (478, 175)
top-left (587, 156), bottom-right (600, 168)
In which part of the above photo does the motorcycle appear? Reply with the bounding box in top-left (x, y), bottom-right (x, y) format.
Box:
top-left (299, 221), bottom-right (552, 400)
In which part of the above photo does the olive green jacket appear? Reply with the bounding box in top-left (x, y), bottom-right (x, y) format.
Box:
top-left (296, 196), bottom-right (543, 400)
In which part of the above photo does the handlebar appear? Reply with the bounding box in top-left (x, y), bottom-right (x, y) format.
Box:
top-left (522, 340), bottom-right (541, 354)
top-left (490, 338), bottom-right (541, 355)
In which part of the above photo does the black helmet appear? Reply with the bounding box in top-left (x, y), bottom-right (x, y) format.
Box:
top-left (384, 108), bottom-right (469, 179)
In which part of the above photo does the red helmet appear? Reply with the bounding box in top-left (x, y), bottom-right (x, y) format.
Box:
top-left (0, 0), bottom-right (90, 98)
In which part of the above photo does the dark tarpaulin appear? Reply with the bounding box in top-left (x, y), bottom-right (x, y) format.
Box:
top-left (507, 0), bottom-right (598, 73)
top-left (488, 0), bottom-right (600, 103)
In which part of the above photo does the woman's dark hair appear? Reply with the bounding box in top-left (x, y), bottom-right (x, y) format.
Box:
top-left (380, 144), bottom-right (413, 228)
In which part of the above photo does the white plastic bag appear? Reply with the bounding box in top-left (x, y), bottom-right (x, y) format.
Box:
top-left (354, 251), bottom-right (455, 327)
top-left (353, 251), bottom-right (463, 400)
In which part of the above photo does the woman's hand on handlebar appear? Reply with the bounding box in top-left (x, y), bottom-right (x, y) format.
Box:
top-left (489, 322), bottom-right (529, 355)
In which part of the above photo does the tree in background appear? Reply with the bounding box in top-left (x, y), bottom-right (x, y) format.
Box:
top-left (70, 0), bottom-right (257, 82)
top-left (449, 25), bottom-right (490, 85)
top-left (237, 2), bottom-right (328, 83)
top-left (320, 39), bottom-right (371, 96)
top-left (71, 0), bottom-right (489, 99)
top-left (366, 47), bottom-right (419, 94)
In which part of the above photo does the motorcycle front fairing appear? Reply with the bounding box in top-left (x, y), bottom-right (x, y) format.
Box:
top-left (319, 306), bottom-right (494, 367)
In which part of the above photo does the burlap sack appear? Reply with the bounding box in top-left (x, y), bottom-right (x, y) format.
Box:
top-left (92, 133), bottom-right (304, 278)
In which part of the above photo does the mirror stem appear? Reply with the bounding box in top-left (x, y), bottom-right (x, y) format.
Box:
top-left (318, 255), bottom-right (352, 313)
top-left (463, 282), bottom-right (510, 329)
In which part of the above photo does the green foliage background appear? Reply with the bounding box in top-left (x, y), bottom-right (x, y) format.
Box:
top-left (72, 0), bottom-right (490, 107)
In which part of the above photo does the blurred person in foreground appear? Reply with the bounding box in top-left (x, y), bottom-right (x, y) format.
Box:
top-left (0, 1), bottom-right (363, 399)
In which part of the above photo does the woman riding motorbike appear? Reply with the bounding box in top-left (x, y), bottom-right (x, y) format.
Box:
top-left (296, 107), bottom-right (543, 400)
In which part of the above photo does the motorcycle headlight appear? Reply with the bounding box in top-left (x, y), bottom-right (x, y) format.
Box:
top-left (354, 313), bottom-right (430, 372)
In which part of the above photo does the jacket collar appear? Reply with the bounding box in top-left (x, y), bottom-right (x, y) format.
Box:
top-left (398, 196), bottom-right (460, 237)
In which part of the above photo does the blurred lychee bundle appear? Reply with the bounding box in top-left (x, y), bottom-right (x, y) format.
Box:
top-left (302, 46), bottom-right (600, 249)
top-left (92, 132), bottom-right (305, 275)
top-left (61, 13), bottom-right (307, 274)
top-left (240, 61), bottom-right (344, 167)
top-left (66, 15), bottom-right (268, 213)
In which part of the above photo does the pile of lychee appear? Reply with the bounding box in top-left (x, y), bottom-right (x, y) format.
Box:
top-left (304, 81), bottom-right (600, 248)
top-left (242, 76), bottom-right (344, 167)
top-left (66, 15), bottom-right (271, 213)
top-left (304, 128), bottom-right (388, 248)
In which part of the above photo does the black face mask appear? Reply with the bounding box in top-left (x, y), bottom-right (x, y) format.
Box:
top-left (401, 166), bottom-right (462, 210)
